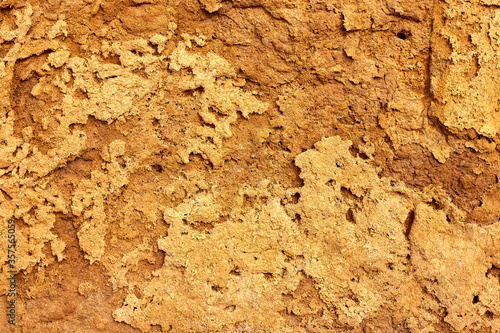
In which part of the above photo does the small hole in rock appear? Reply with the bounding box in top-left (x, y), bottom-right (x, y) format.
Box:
top-left (397, 31), bottom-right (410, 40)
top-left (291, 192), bottom-right (300, 204)
top-left (346, 208), bottom-right (355, 223)
top-left (212, 286), bottom-right (223, 292)
top-left (152, 164), bottom-right (163, 173)
top-left (225, 305), bottom-right (236, 312)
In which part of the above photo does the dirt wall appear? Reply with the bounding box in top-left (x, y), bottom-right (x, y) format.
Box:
top-left (1, 0), bottom-right (500, 332)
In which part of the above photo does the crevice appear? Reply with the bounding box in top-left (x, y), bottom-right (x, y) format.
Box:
top-left (404, 210), bottom-right (415, 240)
top-left (340, 187), bottom-right (363, 203)
top-left (0, 188), bottom-right (13, 200)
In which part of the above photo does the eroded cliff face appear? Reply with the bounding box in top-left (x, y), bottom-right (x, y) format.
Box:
top-left (1, 0), bottom-right (500, 332)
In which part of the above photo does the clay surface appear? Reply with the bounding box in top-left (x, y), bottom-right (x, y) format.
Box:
top-left (1, 0), bottom-right (500, 332)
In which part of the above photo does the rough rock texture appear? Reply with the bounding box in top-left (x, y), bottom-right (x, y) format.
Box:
top-left (1, 0), bottom-right (500, 332)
